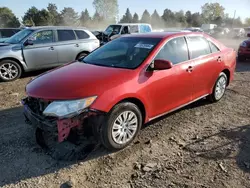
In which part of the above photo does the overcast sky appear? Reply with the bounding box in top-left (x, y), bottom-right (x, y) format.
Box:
top-left (2, 0), bottom-right (249, 21)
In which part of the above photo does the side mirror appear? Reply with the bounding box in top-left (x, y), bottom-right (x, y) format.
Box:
top-left (153, 59), bottom-right (173, 70)
top-left (247, 33), bottom-right (250, 37)
top-left (24, 39), bottom-right (34, 46)
top-left (24, 36), bottom-right (35, 46)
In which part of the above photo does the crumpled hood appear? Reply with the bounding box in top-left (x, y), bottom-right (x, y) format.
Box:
top-left (26, 61), bottom-right (134, 100)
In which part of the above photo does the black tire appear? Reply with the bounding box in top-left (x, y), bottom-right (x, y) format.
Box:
top-left (0, 60), bottom-right (22, 82)
top-left (76, 52), bottom-right (88, 60)
top-left (238, 55), bottom-right (246, 62)
top-left (99, 102), bottom-right (143, 151)
top-left (209, 72), bottom-right (228, 103)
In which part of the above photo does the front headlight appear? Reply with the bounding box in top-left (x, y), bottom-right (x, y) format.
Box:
top-left (43, 96), bottom-right (97, 118)
top-left (240, 42), bottom-right (247, 47)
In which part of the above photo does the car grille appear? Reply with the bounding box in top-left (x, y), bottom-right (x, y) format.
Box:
top-left (26, 97), bottom-right (51, 116)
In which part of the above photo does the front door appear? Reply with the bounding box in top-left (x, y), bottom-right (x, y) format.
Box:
top-left (23, 30), bottom-right (58, 70)
top-left (146, 36), bottom-right (194, 118)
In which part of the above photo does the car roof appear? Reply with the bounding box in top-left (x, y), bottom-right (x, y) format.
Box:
top-left (0, 28), bottom-right (21, 30)
top-left (110, 23), bottom-right (151, 26)
top-left (27, 26), bottom-right (88, 30)
top-left (121, 31), bottom-right (204, 39)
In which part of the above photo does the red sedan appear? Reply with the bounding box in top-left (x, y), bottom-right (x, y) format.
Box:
top-left (22, 32), bottom-right (236, 153)
top-left (238, 33), bottom-right (250, 61)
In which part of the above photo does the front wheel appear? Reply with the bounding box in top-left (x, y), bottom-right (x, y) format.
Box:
top-left (209, 72), bottom-right (228, 102)
top-left (0, 60), bottom-right (22, 82)
top-left (99, 102), bottom-right (142, 151)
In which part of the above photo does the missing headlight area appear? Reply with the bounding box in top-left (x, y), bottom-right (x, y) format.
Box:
top-left (22, 97), bottom-right (105, 160)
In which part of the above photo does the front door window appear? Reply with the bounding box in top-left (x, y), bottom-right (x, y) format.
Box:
top-left (30, 30), bottom-right (53, 45)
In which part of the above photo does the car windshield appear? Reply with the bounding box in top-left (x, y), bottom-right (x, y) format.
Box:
top-left (104, 25), bottom-right (122, 35)
top-left (82, 37), bottom-right (162, 69)
top-left (5, 29), bottom-right (33, 44)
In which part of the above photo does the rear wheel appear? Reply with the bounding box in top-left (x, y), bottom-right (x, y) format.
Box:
top-left (209, 72), bottom-right (228, 102)
top-left (0, 60), bottom-right (22, 82)
top-left (99, 102), bottom-right (142, 151)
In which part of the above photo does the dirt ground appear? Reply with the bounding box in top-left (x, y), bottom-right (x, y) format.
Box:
top-left (0, 39), bottom-right (250, 188)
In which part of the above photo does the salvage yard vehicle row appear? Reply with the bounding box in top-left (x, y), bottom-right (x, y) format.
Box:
top-left (0, 26), bottom-right (100, 82)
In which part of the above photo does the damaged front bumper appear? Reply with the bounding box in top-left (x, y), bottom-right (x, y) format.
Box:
top-left (21, 97), bottom-right (105, 143)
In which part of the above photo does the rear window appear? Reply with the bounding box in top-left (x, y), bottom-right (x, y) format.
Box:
top-left (75, 30), bottom-right (89, 39)
top-left (57, 30), bottom-right (76, 41)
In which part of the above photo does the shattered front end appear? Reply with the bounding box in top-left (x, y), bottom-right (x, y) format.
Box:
top-left (22, 97), bottom-right (105, 145)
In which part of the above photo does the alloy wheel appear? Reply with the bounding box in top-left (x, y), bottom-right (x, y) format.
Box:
top-left (215, 76), bottom-right (227, 100)
top-left (111, 111), bottom-right (138, 145)
top-left (0, 63), bottom-right (19, 80)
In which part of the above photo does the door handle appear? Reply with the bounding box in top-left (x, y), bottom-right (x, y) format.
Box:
top-left (186, 66), bottom-right (193, 72)
top-left (75, 44), bottom-right (79, 47)
top-left (49, 47), bottom-right (54, 51)
top-left (217, 56), bottom-right (222, 62)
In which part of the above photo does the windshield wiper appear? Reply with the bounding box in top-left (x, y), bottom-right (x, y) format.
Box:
top-left (91, 63), bottom-right (113, 67)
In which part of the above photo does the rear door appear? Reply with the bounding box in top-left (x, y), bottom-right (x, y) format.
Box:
top-left (186, 36), bottom-right (224, 99)
top-left (22, 30), bottom-right (58, 69)
top-left (55, 29), bottom-right (78, 64)
top-left (74, 30), bottom-right (91, 54)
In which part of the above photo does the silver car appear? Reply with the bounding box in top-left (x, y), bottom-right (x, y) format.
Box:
top-left (0, 26), bottom-right (100, 81)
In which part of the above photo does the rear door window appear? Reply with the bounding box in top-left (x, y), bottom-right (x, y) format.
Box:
top-left (139, 25), bottom-right (151, 33)
top-left (57, 30), bottom-right (76, 41)
top-left (187, 36), bottom-right (211, 59)
top-left (130, 25), bottom-right (139, 33)
top-left (155, 37), bottom-right (189, 65)
top-left (209, 41), bottom-right (220, 53)
top-left (74, 30), bottom-right (89, 39)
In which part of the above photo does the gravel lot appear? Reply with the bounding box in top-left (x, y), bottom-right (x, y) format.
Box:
top-left (0, 39), bottom-right (250, 188)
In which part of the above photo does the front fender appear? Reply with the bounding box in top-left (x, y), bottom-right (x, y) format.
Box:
top-left (91, 91), bottom-right (150, 122)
